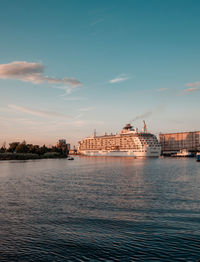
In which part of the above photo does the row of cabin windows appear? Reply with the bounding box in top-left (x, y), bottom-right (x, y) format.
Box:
top-left (80, 145), bottom-right (144, 150)
top-left (82, 142), bottom-right (142, 146)
top-left (82, 140), bottom-right (158, 145)
top-left (81, 138), bottom-right (160, 147)
top-left (83, 140), bottom-right (141, 146)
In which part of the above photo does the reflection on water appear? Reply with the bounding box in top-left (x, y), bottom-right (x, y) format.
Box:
top-left (0, 157), bottom-right (200, 261)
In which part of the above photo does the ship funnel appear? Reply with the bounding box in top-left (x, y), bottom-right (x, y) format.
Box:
top-left (123, 123), bottom-right (133, 130)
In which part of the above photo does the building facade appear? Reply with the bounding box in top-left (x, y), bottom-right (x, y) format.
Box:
top-left (159, 131), bottom-right (200, 153)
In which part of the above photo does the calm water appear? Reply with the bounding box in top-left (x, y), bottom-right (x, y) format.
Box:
top-left (0, 157), bottom-right (200, 261)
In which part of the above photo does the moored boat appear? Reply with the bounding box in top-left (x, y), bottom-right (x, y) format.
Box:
top-left (175, 149), bottom-right (194, 157)
top-left (196, 153), bottom-right (200, 162)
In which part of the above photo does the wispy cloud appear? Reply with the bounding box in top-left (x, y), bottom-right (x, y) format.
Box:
top-left (0, 115), bottom-right (45, 129)
top-left (109, 75), bottom-right (130, 84)
top-left (186, 81), bottom-right (200, 87)
top-left (184, 87), bottom-right (200, 93)
top-left (61, 96), bottom-right (87, 101)
top-left (157, 88), bottom-right (168, 92)
top-left (8, 104), bottom-right (70, 118)
top-left (74, 113), bottom-right (84, 120)
top-left (78, 107), bottom-right (95, 112)
top-left (0, 61), bottom-right (82, 87)
top-left (54, 85), bottom-right (75, 94)
top-left (90, 18), bottom-right (104, 26)
top-left (179, 81), bottom-right (200, 94)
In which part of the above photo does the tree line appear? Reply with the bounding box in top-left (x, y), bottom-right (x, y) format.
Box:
top-left (0, 141), bottom-right (69, 159)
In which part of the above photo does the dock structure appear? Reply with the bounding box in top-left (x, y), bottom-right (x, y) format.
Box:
top-left (159, 131), bottom-right (200, 155)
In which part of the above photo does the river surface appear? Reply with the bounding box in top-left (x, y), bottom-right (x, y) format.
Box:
top-left (0, 157), bottom-right (200, 261)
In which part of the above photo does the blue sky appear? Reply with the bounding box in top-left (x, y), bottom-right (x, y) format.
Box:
top-left (0, 0), bottom-right (200, 146)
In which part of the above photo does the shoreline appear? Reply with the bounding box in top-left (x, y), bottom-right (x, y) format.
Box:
top-left (0, 152), bottom-right (68, 161)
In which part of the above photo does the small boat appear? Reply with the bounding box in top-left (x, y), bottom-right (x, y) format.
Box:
top-left (68, 156), bottom-right (74, 160)
top-left (175, 149), bottom-right (193, 157)
top-left (196, 153), bottom-right (200, 162)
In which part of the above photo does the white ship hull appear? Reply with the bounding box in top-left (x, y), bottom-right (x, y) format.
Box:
top-left (79, 148), bottom-right (161, 157)
top-left (78, 123), bottom-right (161, 158)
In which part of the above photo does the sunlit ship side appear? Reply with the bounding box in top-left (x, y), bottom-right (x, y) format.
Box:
top-left (78, 122), bottom-right (161, 157)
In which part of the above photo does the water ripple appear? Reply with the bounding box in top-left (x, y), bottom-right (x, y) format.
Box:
top-left (0, 157), bottom-right (200, 261)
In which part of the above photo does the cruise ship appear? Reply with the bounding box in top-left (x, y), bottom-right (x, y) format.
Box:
top-left (78, 122), bottom-right (161, 157)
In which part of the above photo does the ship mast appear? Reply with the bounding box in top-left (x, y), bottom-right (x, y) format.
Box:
top-left (143, 120), bottom-right (147, 133)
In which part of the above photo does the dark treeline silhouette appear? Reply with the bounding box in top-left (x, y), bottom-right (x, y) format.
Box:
top-left (0, 141), bottom-right (69, 160)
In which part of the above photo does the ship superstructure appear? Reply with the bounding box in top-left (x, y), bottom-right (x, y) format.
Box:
top-left (78, 122), bottom-right (161, 157)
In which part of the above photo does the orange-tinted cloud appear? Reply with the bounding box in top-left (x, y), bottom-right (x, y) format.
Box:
top-left (8, 104), bottom-right (70, 118)
top-left (184, 87), bottom-right (200, 93)
top-left (186, 81), bottom-right (200, 87)
top-left (0, 61), bottom-right (82, 87)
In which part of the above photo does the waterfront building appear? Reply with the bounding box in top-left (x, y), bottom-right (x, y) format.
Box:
top-left (66, 144), bottom-right (70, 151)
top-left (56, 139), bottom-right (70, 155)
top-left (159, 131), bottom-right (200, 154)
top-left (57, 140), bottom-right (70, 150)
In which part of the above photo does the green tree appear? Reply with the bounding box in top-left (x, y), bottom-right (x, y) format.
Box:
top-left (7, 142), bottom-right (20, 153)
top-left (0, 142), bottom-right (6, 153)
top-left (38, 144), bottom-right (48, 155)
top-left (16, 141), bottom-right (28, 153)
top-left (0, 147), bottom-right (6, 153)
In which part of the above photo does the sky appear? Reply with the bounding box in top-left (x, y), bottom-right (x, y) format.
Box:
top-left (0, 0), bottom-right (200, 147)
